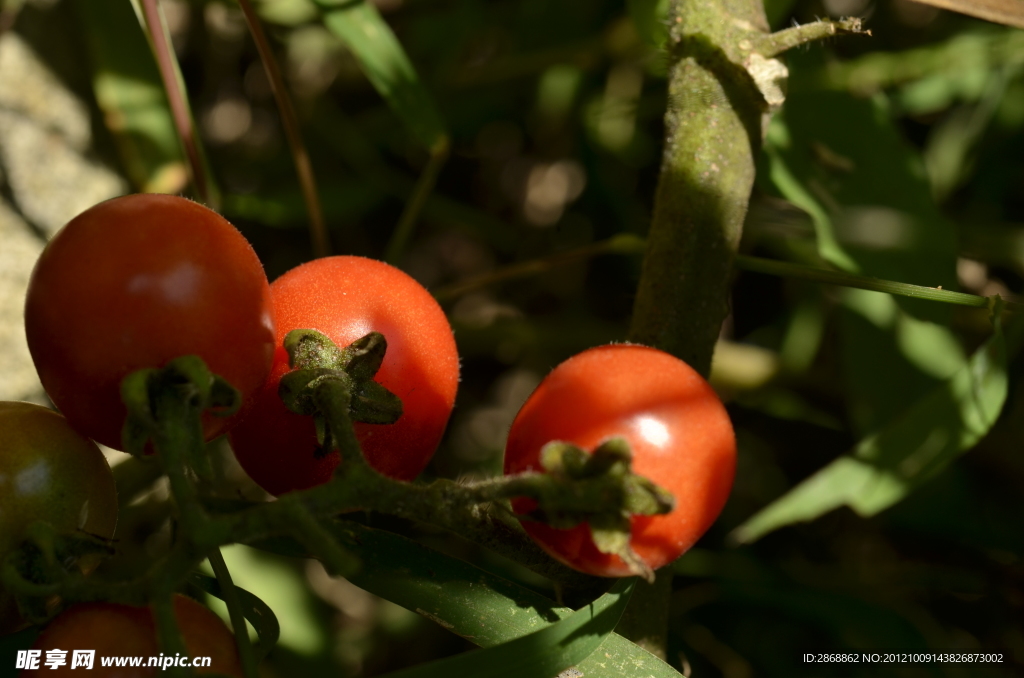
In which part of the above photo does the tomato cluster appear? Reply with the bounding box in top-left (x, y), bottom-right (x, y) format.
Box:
top-left (9, 192), bottom-right (737, 660)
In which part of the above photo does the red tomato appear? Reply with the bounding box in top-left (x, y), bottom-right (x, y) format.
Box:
top-left (0, 402), bottom-right (118, 635)
top-left (229, 256), bottom-right (459, 495)
top-left (24, 194), bottom-right (276, 451)
top-left (504, 344), bottom-right (736, 577)
top-left (22, 594), bottom-right (243, 676)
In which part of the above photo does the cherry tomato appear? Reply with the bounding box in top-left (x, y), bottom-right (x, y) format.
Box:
top-left (23, 594), bottom-right (243, 676)
top-left (504, 344), bottom-right (736, 577)
top-left (229, 256), bottom-right (459, 495)
top-left (0, 402), bottom-right (118, 634)
top-left (24, 194), bottom-right (276, 451)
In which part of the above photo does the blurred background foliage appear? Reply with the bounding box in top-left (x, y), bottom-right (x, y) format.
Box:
top-left (1, 0), bottom-right (1023, 675)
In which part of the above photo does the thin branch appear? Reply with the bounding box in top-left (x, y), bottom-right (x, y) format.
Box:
top-left (432, 234), bottom-right (646, 301)
top-left (236, 0), bottom-right (330, 258)
top-left (751, 17), bottom-right (871, 58)
top-left (385, 137), bottom-right (450, 265)
top-left (735, 255), bottom-right (1020, 312)
top-left (138, 0), bottom-right (211, 204)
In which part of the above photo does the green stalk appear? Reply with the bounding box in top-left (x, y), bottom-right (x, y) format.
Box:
top-left (208, 548), bottom-right (259, 678)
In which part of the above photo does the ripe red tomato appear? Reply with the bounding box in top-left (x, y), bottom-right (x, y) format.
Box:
top-left (24, 194), bottom-right (275, 451)
top-left (504, 344), bottom-right (736, 577)
top-left (22, 594), bottom-right (243, 676)
top-left (0, 402), bottom-right (118, 635)
top-left (229, 256), bottom-right (460, 495)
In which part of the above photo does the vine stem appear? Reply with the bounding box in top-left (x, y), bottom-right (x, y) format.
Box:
top-left (208, 548), bottom-right (259, 678)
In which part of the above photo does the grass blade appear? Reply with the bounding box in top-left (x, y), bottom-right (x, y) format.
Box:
top-left (315, 0), bottom-right (447, 151)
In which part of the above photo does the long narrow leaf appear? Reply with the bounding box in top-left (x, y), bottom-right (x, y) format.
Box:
top-left (252, 520), bottom-right (683, 676)
top-left (732, 317), bottom-right (1009, 543)
top-left (378, 578), bottom-right (634, 678)
top-left (315, 0), bottom-right (447, 150)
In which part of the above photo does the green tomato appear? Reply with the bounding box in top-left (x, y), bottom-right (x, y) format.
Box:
top-left (0, 402), bottom-right (118, 633)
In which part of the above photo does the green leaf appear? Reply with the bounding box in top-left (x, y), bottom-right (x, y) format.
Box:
top-left (769, 54), bottom-right (965, 436)
top-left (74, 0), bottom-right (187, 194)
top-left (190, 573), bottom-right (281, 660)
top-left (315, 0), bottom-right (447, 150)
top-left (252, 520), bottom-right (683, 676)
top-left (627, 0), bottom-right (669, 47)
top-left (732, 318), bottom-right (1008, 543)
top-left (378, 578), bottom-right (634, 678)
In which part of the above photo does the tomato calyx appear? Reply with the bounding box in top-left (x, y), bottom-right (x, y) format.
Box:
top-left (121, 355), bottom-right (241, 461)
top-left (518, 437), bottom-right (675, 582)
top-left (277, 329), bottom-right (403, 457)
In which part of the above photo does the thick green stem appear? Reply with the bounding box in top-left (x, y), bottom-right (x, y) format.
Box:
top-left (623, 0), bottom-right (771, 658)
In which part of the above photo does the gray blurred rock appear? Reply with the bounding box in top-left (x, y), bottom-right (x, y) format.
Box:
top-left (0, 30), bottom-right (126, 403)
top-left (0, 198), bottom-right (44, 403)
top-left (0, 32), bottom-right (124, 236)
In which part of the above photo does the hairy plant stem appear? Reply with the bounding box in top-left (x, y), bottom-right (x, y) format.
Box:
top-left (622, 0), bottom-right (869, 659)
top-left (623, 0), bottom-right (772, 657)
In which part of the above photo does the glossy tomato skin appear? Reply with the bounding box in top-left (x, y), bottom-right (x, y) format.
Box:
top-left (504, 344), bottom-right (736, 577)
top-left (229, 256), bottom-right (459, 495)
top-left (22, 594), bottom-right (243, 676)
top-left (24, 194), bottom-right (275, 451)
top-left (0, 402), bottom-right (118, 634)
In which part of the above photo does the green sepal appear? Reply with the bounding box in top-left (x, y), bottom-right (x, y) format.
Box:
top-left (279, 329), bottom-right (404, 428)
top-left (351, 379), bottom-right (403, 424)
top-left (340, 331), bottom-right (388, 381)
top-left (529, 438), bottom-right (674, 581)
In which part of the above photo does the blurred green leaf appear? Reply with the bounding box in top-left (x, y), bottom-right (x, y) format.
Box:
top-left (75, 0), bottom-right (186, 194)
top-left (732, 317), bottom-right (1007, 543)
top-left (627, 0), bottom-right (669, 47)
top-left (769, 60), bottom-right (965, 435)
top-left (315, 0), bottom-right (447, 150)
top-left (253, 520), bottom-right (683, 676)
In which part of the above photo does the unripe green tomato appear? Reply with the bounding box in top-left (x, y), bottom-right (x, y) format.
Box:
top-left (0, 402), bottom-right (118, 633)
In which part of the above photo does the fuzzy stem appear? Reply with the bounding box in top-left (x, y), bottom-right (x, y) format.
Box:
top-left (623, 0), bottom-right (771, 658)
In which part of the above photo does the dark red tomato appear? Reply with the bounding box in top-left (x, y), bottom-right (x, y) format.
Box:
top-left (0, 402), bottom-right (118, 635)
top-left (229, 256), bottom-right (459, 495)
top-left (22, 594), bottom-right (243, 676)
top-left (24, 194), bottom-right (275, 451)
top-left (504, 344), bottom-right (736, 577)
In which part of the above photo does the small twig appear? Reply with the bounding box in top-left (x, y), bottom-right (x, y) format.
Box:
top-left (236, 0), bottom-right (330, 258)
top-left (385, 137), bottom-right (450, 265)
top-left (735, 255), bottom-right (1021, 312)
top-left (432, 234), bottom-right (647, 301)
top-left (138, 0), bottom-right (212, 205)
top-left (751, 17), bottom-right (871, 58)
